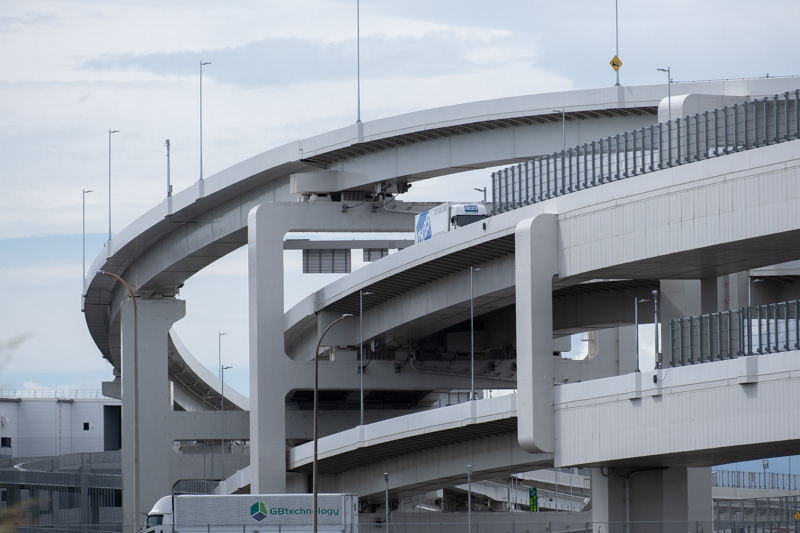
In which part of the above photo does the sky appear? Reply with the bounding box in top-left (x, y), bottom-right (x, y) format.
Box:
top-left (0, 0), bottom-right (798, 472)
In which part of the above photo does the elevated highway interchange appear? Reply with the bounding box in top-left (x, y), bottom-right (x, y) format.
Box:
top-left (82, 77), bottom-right (800, 529)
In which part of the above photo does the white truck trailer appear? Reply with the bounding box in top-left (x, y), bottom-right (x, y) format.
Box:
top-left (143, 493), bottom-right (359, 533)
top-left (414, 202), bottom-right (488, 243)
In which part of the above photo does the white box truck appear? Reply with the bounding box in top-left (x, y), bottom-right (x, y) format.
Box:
top-left (143, 493), bottom-right (359, 533)
top-left (414, 202), bottom-right (488, 243)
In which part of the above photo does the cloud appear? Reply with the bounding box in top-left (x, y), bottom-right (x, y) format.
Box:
top-left (0, 12), bottom-right (59, 34)
top-left (79, 30), bottom-right (533, 89)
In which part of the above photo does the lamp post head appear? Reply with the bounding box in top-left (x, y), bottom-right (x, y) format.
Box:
top-left (109, 129), bottom-right (119, 134)
top-left (201, 61), bottom-right (211, 66)
top-left (83, 189), bottom-right (93, 194)
top-left (342, 313), bottom-right (354, 319)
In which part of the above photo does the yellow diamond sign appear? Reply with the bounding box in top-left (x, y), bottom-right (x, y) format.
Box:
top-left (795, 510), bottom-right (800, 520)
top-left (610, 55), bottom-right (622, 72)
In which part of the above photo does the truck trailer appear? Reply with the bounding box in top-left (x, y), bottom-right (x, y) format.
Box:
top-left (143, 493), bottom-right (359, 533)
top-left (414, 202), bottom-right (488, 243)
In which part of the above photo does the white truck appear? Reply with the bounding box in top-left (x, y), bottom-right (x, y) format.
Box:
top-left (414, 202), bottom-right (488, 243)
top-left (143, 493), bottom-right (359, 533)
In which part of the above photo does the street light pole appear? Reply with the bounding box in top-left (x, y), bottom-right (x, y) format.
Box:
top-left (313, 314), bottom-right (353, 533)
top-left (217, 331), bottom-right (226, 480)
top-left (359, 290), bottom-right (373, 426)
top-left (221, 364), bottom-right (232, 481)
top-left (356, 0), bottom-right (361, 123)
top-left (82, 189), bottom-right (93, 280)
top-left (748, 277), bottom-right (765, 355)
top-left (473, 187), bottom-right (487, 205)
top-left (552, 109), bottom-right (566, 151)
top-left (384, 472), bottom-right (389, 528)
top-left (470, 266), bottom-right (481, 400)
top-left (201, 392), bottom-right (211, 481)
top-left (467, 464), bottom-right (473, 533)
top-left (97, 270), bottom-right (137, 532)
top-left (200, 61), bottom-right (211, 182)
top-left (614, 0), bottom-right (620, 87)
top-left (652, 290), bottom-right (660, 366)
top-left (218, 332), bottom-right (227, 381)
top-left (634, 297), bottom-right (650, 373)
top-left (107, 129), bottom-right (119, 241)
top-left (165, 139), bottom-right (172, 197)
top-left (656, 67), bottom-right (671, 123)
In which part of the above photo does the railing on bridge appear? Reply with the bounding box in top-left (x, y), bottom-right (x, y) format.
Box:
top-left (669, 300), bottom-right (800, 366)
top-left (714, 469), bottom-right (800, 492)
top-left (491, 90), bottom-right (800, 214)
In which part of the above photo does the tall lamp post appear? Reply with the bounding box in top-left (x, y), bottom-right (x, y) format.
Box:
top-left (634, 296), bottom-right (651, 373)
top-left (473, 187), bottom-right (487, 205)
top-left (552, 109), bottom-right (566, 151)
top-left (384, 472), bottom-right (389, 528)
top-left (313, 314), bottom-right (353, 533)
top-left (359, 290), bottom-right (373, 426)
top-left (107, 129), bottom-right (119, 241)
top-left (656, 67), bottom-right (672, 123)
top-left (748, 277), bottom-right (765, 355)
top-left (467, 464), bottom-right (473, 533)
top-left (470, 266), bottom-right (481, 400)
top-left (164, 139), bottom-right (172, 197)
top-left (82, 189), bottom-right (93, 280)
top-left (652, 290), bottom-right (660, 367)
top-left (221, 364), bottom-right (232, 480)
top-left (356, 0), bottom-right (361, 123)
top-left (97, 270), bottom-right (137, 532)
top-left (200, 61), bottom-right (211, 182)
top-left (218, 332), bottom-right (227, 381)
top-left (614, 0), bottom-right (620, 86)
top-left (217, 332), bottom-right (227, 479)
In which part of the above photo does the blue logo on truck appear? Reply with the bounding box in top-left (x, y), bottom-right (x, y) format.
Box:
top-left (415, 211), bottom-right (432, 242)
top-left (464, 204), bottom-right (479, 212)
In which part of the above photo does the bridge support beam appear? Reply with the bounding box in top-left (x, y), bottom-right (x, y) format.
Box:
top-left (515, 214), bottom-right (558, 453)
top-left (121, 298), bottom-right (185, 533)
top-left (247, 201), bottom-right (416, 494)
top-left (590, 466), bottom-right (712, 531)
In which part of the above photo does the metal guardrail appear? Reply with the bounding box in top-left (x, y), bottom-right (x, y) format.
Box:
top-left (669, 300), bottom-right (800, 366)
top-left (491, 90), bottom-right (800, 214)
top-left (714, 469), bottom-right (800, 492)
top-left (0, 389), bottom-right (107, 399)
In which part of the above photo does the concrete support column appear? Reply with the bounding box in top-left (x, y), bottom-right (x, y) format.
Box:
top-left (248, 204), bottom-right (292, 494)
top-left (590, 466), bottom-right (711, 532)
top-left (515, 214), bottom-right (558, 453)
top-left (590, 468), bottom-right (610, 533)
top-left (247, 201), bottom-right (423, 493)
top-left (121, 297), bottom-right (186, 533)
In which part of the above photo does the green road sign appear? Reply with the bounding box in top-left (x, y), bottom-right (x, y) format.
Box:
top-left (529, 487), bottom-right (538, 512)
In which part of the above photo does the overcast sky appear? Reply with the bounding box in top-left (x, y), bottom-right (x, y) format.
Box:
top-left (0, 0), bottom-right (797, 414)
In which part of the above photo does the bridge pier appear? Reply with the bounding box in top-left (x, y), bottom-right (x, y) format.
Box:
top-left (590, 466), bottom-right (712, 531)
top-left (120, 298), bottom-right (185, 533)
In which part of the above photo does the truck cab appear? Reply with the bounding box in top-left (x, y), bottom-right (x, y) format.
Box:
top-left (143, 496), bottom-right (173, 533)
